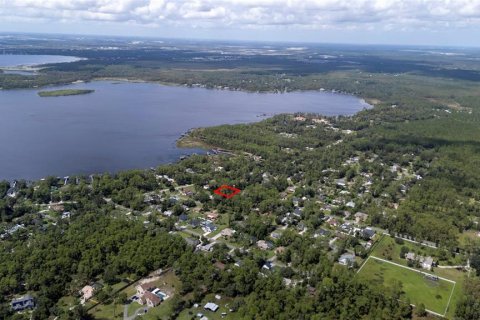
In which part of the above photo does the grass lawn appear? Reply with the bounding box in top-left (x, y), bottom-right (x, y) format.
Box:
top-left (458, 230), bottom-right (480, 248)
top-left (177, 294), bottom-right (236, 320)
top-left (57, 295), bottom-right (77, 313)
top-left (357, 257), bottom-right (455, 316)
top-left (142, 298), bottom-right (175, 319)
top-left (89, 302), bottom-right (123, 320)
top-left (372, 235), bottom-right (462, 266)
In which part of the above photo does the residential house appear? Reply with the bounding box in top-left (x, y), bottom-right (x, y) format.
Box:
top-left (314, 229), bottom-right (330, 238)
top-left (220, 228), bottom-right (235, 238)
top-left (136, 282), bottom-right (163, 307)
top-left (420, 256), bottom-right (434, 270)
top-left (292, 197), bottom-right (300, 207)
top-left (199, 242), bottom-right (216, 252)
top-left (257, 240), bottom-right (274, 250)
top-left (361, 227), bottom-right (376, 240)
top-left (405, 252), bottom-right (416, 261)
top-left (286, 186), bottom-right (296, 194)
top-left (293, 208), bottom-right (303, 218)
top-left (270, 231), bottom-right (281, 240)
top-left (6, 187), bottom-right (18, 198)
top-left (61, 211), bottom-right (72, 219)
top-left (178, 213), bottom-right (188, 222)
top-left (262, 261), bottom-right (274, 271)
top-left (297, 222), bottom-right (306, 232)
top-left (190, 219), bottom-right (201, 228)
top-left (354, 212), bottom-right (368, 224)
top-left (338, 253), bottom-right (356, 266)
top-left (48, 202), bottom-right (65, 212)
top-left (204, 302), bottom-right (219, 312)
top-left (336, 178), bottom-right (346, 187)
top-left (275, 246), bottom-right (286, 254)
top-left (141, 291), bottom-right (162, 307)
top-left (327, 217), bottom-right (339, 227)
top-left (365, 241), bottom-right (373, 249)
top-left (202, 222), bottom-right (217, 233)
top-left (137, 282), bottom-right (155, 297)
top-left (79, 285), bottom-right (95, 305)
top-left (11, 295), bottom-right (35, 311)
top-left (163, 210), bottom-right (173, 217)
top-left (341, 223), bottom-right (353, 233)
top-left (346, 201), bottom-right (355, 208)
top-left (206, 212), bottom-right (219, 221)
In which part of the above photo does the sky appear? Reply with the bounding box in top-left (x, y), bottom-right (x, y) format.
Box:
top-left (1, 0), bottom-right (480, 46)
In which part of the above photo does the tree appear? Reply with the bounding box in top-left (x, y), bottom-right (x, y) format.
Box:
top-left (416, 303), bottom-right (427, 317)
top-left (400, 246), bottom-right (409, 259)
top-left (471, 253), bottom-right (480, 276)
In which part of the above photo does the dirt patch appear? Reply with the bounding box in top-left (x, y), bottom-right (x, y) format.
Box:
top-left (366, 98), bottom-right (382, 105)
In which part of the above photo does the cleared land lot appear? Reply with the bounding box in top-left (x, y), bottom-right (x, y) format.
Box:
top-left (357, 256), bottom-right (455, 316)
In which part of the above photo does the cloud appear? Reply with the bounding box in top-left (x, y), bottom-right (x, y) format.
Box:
top-left (2, 0), bottom-right (480, 31)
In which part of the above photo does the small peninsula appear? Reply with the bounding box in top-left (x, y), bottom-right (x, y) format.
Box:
top-left (38, 89), bottom-right (94, 97)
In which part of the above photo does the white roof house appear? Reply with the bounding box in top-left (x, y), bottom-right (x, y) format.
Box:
top-left (204, 302), bottom-right (219, 312)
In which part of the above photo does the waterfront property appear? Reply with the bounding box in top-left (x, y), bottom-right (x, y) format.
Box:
top-left (0, 81), bottom-right (369, 180)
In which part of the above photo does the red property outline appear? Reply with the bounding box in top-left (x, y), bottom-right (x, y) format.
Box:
top-left (214, 185), bottom-right (241, 199)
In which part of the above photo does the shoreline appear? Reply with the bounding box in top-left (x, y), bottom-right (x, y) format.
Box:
top-left (0, 77), bottom-right (373, 181)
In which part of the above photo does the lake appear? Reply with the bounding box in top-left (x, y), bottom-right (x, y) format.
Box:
top-left (0, 54), bottom-right (82, 68)
top-left (0, 81), bottom-right (370, 180)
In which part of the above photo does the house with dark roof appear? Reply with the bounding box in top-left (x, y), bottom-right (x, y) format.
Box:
top-left (361, 227), bottom-right (376, 240)
top-left (293, 208), bottom-right (303, 218)
top-left (190, 219), bottom-right (201, 228)
top-left (136, 282), bottom-right (164, 307)
top-left (141, 291), bottom-right (162, 307)
top-left (202, 222), bottom-right (217, 233)
top-left (11, 295), bottom-right (35, 311)
top-left (314, 228), bottom-right (330, 238)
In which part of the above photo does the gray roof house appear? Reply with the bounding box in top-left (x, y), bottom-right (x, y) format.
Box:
top-left (420, 256), bottom-right (434, 270)
top-left (405, 252), bottom-right (416, 261)
top-left (314, 228), bottom-right (330, 238)
top-left (204, 302), bottom-right (219, 312)
top-left (338, 253), bottom-right (356, 266)
top-left (361, 227), bottom-right (376, 240)
top-left (11, 295), bottom-right (35, 311)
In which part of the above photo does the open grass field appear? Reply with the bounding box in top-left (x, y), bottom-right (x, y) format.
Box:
top-left (363, 235), bottom-right (468, 318)
top-left (357, 256), bottom-right (456, 317)
top-left (177, 293), bottom-right (236, 320)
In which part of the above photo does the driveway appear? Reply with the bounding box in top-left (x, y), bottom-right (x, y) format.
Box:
top-left (123, 304), bottom-right (149, 320)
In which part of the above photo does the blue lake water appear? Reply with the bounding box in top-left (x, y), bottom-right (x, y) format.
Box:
top-left (0, 54), bottom-right (81, 67)
top-left (0, 81), bottom-right (370, 180)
